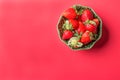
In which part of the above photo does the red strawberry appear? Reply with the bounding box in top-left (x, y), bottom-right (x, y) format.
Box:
top-left (93, 18), bottom-right (99, 27)
top-left (81, 31), bottom-right (93, 44)
top-left (81, 9), bottom-right (93, 22)
top-left (85, 24), bottom-right (97, 33)
top-left (69, 19), bottom-right (79, 29)
top-left (62, 30), bottom-right (73, 40)
top-left (62, 8), bottom-right (77, 19)
top-left (77, 21), bottom-right (86, 34)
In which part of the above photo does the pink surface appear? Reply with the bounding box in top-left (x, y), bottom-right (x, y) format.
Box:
top-left (0, 0), bottom-right (120, 80)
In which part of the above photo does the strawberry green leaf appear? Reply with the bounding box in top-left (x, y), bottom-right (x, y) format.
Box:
top-left (62, 20), bottom-right (73, 30)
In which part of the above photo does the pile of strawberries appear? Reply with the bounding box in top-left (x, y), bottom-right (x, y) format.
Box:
top-left (61, 7), bottom-right (100, 48)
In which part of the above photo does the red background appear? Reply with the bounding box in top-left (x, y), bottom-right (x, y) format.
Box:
top-left (0, 0), bottom-right (120, 80)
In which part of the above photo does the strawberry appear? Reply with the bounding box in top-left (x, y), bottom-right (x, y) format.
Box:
top-left (69, 19), bottom-right (79, 29)
top-left (81, 31), bottom-right (93, 44)
top-left (81, 9), bottom-right (93, 22)
top-left (62, 8), bottom-right (77, 19)
top-left (85, 24), bottom-right (97, 33)
top-left (62, 30), bottom-right (73, 40)
top-left (68, 37), bottom-right (83, 48)
top-left (93, 18), bottom-right (99, 27)
top-left (77, 21), bottom-right (86, 34)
